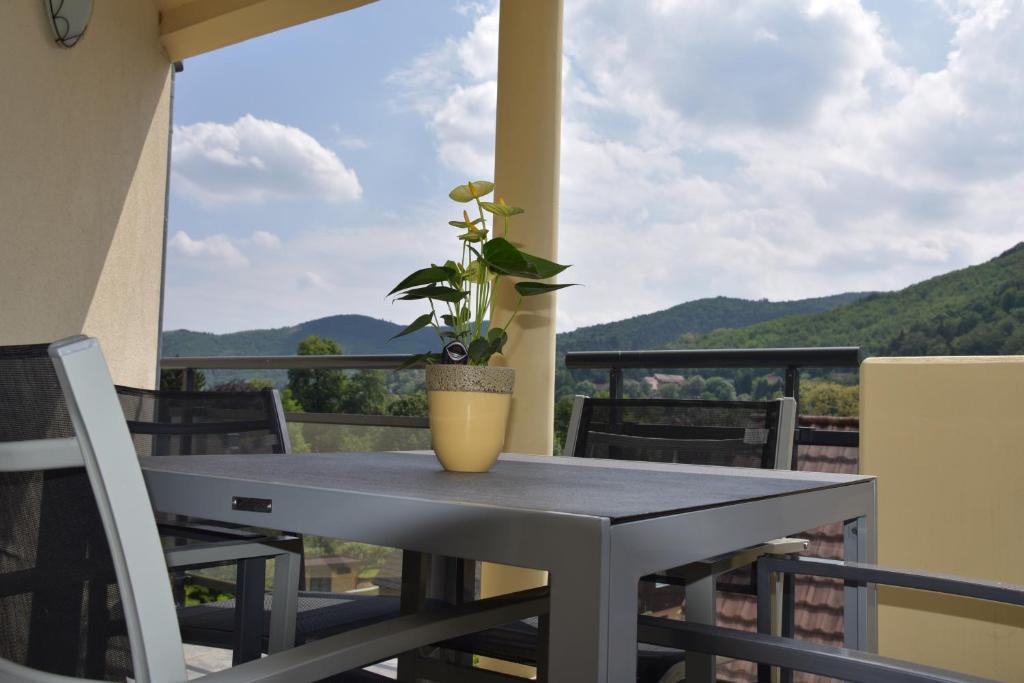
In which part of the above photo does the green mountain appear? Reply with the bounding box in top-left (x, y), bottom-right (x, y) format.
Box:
top-left (673, 243), bottom-right (1024, 356)
top-left (161, 314), bottom-right (440, 358)
top-left (556, 293), bottom-right (870, 355)
top-left (162, 293), bottom-right (870, 360)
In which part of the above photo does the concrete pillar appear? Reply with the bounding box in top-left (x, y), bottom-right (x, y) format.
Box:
top-left (480, 0), bottom-right (563, 674)
top-left (490, 0), bottom-right (564, 461)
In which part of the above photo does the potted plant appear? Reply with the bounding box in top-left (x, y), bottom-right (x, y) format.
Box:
top-left (388, 180), bottom-right (575, 472)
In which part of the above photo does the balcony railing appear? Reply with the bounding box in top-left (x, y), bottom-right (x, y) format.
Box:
top-left (564, 346), bottom-right (862, 449)
top-left (160, 354), bottom-right (428, 430)
top-left (161, 345), bottom-right (861, 448)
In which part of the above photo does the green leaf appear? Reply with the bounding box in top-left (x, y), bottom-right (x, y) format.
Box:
top-left (467, 338), bottom-right (492, 363)
top-left (480, 238), bottom-right (539, 277)
top-left (397, 353), bottom-right (435, 370)
top-left (397, 285), bottom-right (468, 303)
top-left (388, 266), bottom-right (456, 296)
top-left (514, 282), bottom-right (578, 296)
top-left (449, 180), bottom-right (495, 202)
top-left (520, 251), bottom-right (571, 279)
top-left (441, 314), bottom-right (456, 327)
top-left (458, 230), bottom-right (487, 242)
top-left (448, 218), bottom-right (483, 229)
top-left (480, 201), bottom-right (525, 217)
top-left (487, 327), bottom-right (508, 355)
top-left (389, 313), bottom-right (434, 341)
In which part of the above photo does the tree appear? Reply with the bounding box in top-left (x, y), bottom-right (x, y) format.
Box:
top-left (160, 368), bottom-right (206, 391)
top-left (701, 376), bottom-right (736, 401)
top-left (801, 381), bottom-right (859, 417)
top-left (339, 371), bottom-right (389, 416)
top-left (210, 378), bottom-right (273, 392)
top-left (287, 336), bottom-right (346, 413)
top-left (658, 383), bottom-right (683, 399)
top-left (387, 393), bottom-right (428, 417)
top-left (683, 376), bottom-right (706, 397)
top-left (751, 375), bottom-right (782, 400)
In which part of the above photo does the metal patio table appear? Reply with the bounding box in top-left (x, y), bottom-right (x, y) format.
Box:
top-left (140, 451), bottom-right (876, 682)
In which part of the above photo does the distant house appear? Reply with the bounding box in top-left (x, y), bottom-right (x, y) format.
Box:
top-left (305, 555), bottom-right (363, 593)
top-left (644, 373), bottom-right (686, 393)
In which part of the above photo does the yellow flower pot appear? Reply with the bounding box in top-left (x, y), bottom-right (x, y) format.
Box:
top-left (426, 365), bottom-right (515, 472)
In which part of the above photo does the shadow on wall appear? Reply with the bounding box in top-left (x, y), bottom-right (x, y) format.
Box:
top-left (0, 1), bottom-right (170, 384)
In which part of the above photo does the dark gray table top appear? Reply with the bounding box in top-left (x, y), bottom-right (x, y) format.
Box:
top-left (141, 451), bottom-right (871, 523)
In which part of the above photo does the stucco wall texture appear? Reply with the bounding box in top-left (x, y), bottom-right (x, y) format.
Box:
top-left (861, 356), bottom-right (1024, 681)
top-left (0, 1), bottom-right (171, 388)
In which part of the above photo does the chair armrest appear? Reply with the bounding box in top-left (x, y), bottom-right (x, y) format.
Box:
top-left (201, 586), bottom-right (549, 683)
top-left (637, 618), bottom-right (997, 683)
top-left (164, 535), bottom-right (302, 570)
top-left (646, 537), bottom-right (808, 586)
top-left (759, 556), bottom-right (1024, 607)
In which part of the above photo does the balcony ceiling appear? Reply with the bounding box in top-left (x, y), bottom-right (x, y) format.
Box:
top-left (157, 0), bottom-right (378, 62)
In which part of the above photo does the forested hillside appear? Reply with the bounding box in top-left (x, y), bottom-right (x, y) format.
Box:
top-left (672, 243), bottom-right (1024, 356)
top-left (164, 293), bottom-right (868, 359)
top-left (556, 293), bottom-right (869, 354)
top-left (162, 314), bottom-right (438, 358)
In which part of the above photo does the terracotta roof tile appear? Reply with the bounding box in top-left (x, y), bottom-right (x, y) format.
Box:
top-left (710, 416), bottom-right (858, 682)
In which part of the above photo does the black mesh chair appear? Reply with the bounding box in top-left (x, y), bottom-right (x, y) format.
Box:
top-left (0, 337), bottom-right (547, 682)
top-left (441, 396), bottom-right (801, 683)
top-left (0, 342), bottom-right (135, 680)
top-left (115, 385), bottom-right (413, 663)
top-left (569, 397), bottom-right (803, 681)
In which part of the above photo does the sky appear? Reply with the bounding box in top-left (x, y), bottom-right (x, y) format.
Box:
top-left (163, 0), bottom-right (1024, 335)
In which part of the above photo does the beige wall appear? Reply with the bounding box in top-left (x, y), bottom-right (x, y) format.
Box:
top-left (861, 356), bottom-right (1024, 680)
top-left (0, 1), bottom-right (172, 387)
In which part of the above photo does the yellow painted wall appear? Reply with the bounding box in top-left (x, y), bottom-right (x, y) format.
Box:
top-left (861, 356), bottom-right (1024, 680)
top-left (0, 2), bottom-right (171, 387)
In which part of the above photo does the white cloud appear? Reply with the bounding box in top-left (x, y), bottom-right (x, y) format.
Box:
top-left (393, 0), bottom-right (1024, 331)
top-left (169, 231), bottom-right (249, 268)
top-left (163, 219), bottom-right (449, 333)
top-left (388, 4), bottom-right (499, 176)
top-left (251, 230), bottom-right (282, 249)
top-left (171, 114), bottom-right (362, 206)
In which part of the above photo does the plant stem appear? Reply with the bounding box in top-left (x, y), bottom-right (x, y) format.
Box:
top-left (503, 295), bottom-right (524, 332)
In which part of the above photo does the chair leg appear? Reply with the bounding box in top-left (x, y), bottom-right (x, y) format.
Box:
top-left (536, 612), bottom-right (550, 682)
top-left (683, 575), bottom-right (716, 683)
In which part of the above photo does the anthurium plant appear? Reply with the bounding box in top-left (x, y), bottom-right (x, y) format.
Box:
top-left (389, 180), bottom-right (575, 367)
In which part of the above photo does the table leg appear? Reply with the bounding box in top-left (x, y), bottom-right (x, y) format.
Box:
top-left (548, 522), bottom-right (611, 683)
top-left (684, 575), bottom-right (716, 682)
top-left (843, 505), bottom-right (878, 653)
top-left (268, 549), bottom-right (301, 653)
top-left (397, 550), bottom-right (430, 682)
top-left (606, 565), bottom-right (643, 682)
top-left (233, 557), bottom-right (265, 665)
top-left (547, 567), bottom-right (610, 682)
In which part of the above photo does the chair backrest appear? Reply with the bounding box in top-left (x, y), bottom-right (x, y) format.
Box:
top-left (564, 396), bottom-right (797, 470)
top-left (0, 338), bottom-right (186, 682)
top-left (115, 385), bottom-right (291, 457)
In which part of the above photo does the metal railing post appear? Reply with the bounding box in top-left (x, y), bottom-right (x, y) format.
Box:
top-left (609, 367), bottom-right (623, 400)
top-left (783, 365), bottom-right (800, 405)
